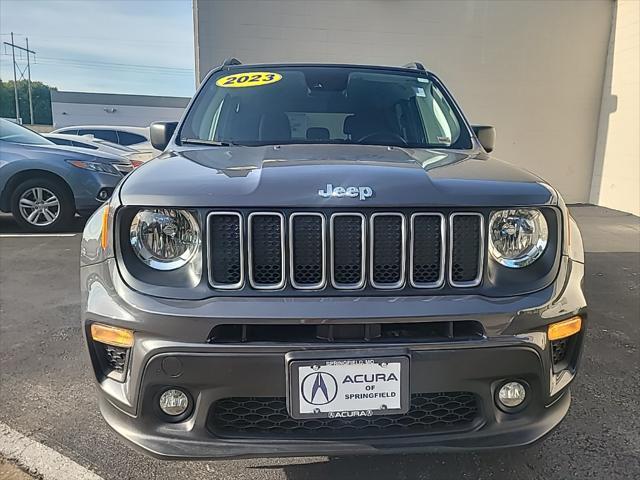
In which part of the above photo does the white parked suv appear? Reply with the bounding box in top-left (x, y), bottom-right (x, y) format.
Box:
top-left (52, 125), bottom-right (158, 160)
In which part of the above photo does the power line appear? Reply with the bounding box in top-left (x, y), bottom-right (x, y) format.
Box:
top-left (0, 53), bottom-right (193, 75)
top-left (0, 32), bottom-right (192, 47)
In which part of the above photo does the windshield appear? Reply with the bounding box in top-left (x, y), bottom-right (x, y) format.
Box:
top-left (180, 66), bottom-right (472, 149)
top-left (0, 119), bottom-right (53, 145)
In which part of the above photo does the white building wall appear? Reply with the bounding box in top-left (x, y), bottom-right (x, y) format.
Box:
top-left (51, 102), bottom-right (185, 129)
top-left (591, 0), bottom-right (640, 216)
top-left (193, 0), bottom-right (613, 204)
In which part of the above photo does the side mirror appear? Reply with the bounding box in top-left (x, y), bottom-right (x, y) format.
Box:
top-left (472, 125), bottom-right (496, 153)
top-left (149, 121), bottom-right (178, 151)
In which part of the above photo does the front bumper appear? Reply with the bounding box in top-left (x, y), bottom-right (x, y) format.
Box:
top-left (81, 256), bottom-right (586, 459)
top-left (69, 170), bottom-right (123, 214)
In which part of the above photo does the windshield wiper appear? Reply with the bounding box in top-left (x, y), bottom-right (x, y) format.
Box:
top-left (181, 138), bottom-right (237, 147)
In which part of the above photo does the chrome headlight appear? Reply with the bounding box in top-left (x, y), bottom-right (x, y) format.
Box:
top-left (489, 209), bottom-right (548, 268)
top-left (129, 209), bottom-right (200, 270)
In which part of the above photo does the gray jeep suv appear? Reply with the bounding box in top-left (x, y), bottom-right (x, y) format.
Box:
top-left (80, 61), bottom-right (586, 459)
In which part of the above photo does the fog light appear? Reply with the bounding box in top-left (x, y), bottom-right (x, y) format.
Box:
top-left (97, 188), bottom-right (111, 201)
top-left (159, 389), bottom-right (189, 416)
top-left (498, 381), bottom-right (526, 408)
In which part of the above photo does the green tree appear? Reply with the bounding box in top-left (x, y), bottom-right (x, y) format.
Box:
top-left (0, 79), bottom-right (56, 125)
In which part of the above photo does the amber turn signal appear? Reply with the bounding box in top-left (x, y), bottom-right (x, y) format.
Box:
top-left (548, 316), bottom-right (582, 341)
top-left (91, 323), bottom-right (134, 348)
top-left (100, 205), bottom-right (110, 250)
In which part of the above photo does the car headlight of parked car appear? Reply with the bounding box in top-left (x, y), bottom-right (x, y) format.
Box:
top-left (488, 208), bottom-right (548, 268)
top-left (66, 159), bottom-right (121, 176)
top-left (129, 209), bottom-right (200, 270)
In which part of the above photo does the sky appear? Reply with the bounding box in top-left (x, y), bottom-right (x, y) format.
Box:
top-left (0, 0), bottom-right (195, 97)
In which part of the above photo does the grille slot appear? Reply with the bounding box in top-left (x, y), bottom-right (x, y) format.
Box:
top-left (207, 212), bottom-right (243, 289)
top-left (209, 392), bottom-right (480, 438)
top-left (370, 213), bottom-right (406, 289)
top-left (248, 213), bottom-right (285, 289)
top-left (411, 213), bottom-right (445, 287)
top-left (289, 213), bottom-right (326, 289)
top-left (330, 213), bottom-right (366, 289)
top-left (208, 321), bottom-right (485, 344)
top-left (449, 213), bottom-right (484, 287)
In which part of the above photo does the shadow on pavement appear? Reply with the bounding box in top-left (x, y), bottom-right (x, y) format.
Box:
top-left (253, 446), bottom-right (545, 480)
top-left (0, 213), bottom-right (87, 234)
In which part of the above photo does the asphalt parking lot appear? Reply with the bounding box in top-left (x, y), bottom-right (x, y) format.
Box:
top-left (0, 205), bottom-right (638, 480)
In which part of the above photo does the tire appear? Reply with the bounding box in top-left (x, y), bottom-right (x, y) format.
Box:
top-left (10, 178), bottom-right (75, 232)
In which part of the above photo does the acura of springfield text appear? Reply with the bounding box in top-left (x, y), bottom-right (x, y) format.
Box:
top-left (81, 60), bottom-right (586, 459)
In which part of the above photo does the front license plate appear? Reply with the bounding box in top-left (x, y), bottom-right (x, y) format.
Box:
top-left (287, 356), bottom-right (410, 420)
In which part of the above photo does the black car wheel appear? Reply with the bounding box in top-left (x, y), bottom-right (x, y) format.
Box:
top-left (10, 178), bottom-right (74, 232)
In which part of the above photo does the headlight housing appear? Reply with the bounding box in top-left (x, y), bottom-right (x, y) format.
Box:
top-left (66, 159), bottom-right (121, 175)
top-left (489, 208), bottom-right (548, 268)
top-left (129, 209), bottom-right (200, 270)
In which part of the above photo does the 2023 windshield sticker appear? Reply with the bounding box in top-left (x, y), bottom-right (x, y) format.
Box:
top-left (216, 72), bottom-right (282, 88)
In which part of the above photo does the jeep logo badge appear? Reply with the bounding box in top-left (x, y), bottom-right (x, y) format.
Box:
top-left (318, 184), bottom-right (373, 201)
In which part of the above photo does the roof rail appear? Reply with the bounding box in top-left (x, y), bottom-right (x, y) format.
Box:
top-left (402, 62), bottom-right (426, 71)
top-left (222, 57), bottom-right (242, 67)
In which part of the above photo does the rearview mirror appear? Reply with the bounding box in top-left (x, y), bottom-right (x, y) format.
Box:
top-left (472, 125), bottom-right (496, 153)
top-left (150, 121), bottom-right (178, 151)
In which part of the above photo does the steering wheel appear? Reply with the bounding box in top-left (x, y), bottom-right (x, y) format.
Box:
top-left (357, 131), bottom-right (408, 146)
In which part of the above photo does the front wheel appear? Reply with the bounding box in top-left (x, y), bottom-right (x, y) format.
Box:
top-left (10, 178), bottom-right (75, 232)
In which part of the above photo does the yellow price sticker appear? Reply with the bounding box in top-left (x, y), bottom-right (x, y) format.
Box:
top-left (216, 72), bottom-right (282, 88)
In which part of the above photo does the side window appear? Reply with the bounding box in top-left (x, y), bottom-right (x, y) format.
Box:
top-left (79, 129), bottom-right (118, 143)
top-left (51, 137), bottom-right (73, 146)
top-left (117, 131), bottom-right (147, 146)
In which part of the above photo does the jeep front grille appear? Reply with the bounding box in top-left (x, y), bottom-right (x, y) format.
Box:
top-left (207, 210), bottom-right (485, 292)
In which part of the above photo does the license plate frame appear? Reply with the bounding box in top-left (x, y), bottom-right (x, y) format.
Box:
top-left (287, 355), bottom-right (410, 420)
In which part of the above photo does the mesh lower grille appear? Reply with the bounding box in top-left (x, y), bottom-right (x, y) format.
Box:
top-left (412, 215), bottom-right (443, 285)
top-left (291, 215), bottom-right (324, 287)
top-left (95, 341), bottom-right (129, 381)
top-left (451, 215), bottom-right (482, 284)
top-left (104, 345), bottom-right (127, 373)
top-left (332, 215), bottom-right (364, 287)
top-left (371, 215), bottom-right (404, 287)
top-left (250, 214), bottom-right (283, 287)
top-left (552, 338), bottom-right (569, 364)
top-left (208, 214), bottom-right (242, 286)
top-left (209, 392), bottom-right (480, 438)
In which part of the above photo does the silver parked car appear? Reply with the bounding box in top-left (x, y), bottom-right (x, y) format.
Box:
top-left (0, 119), bottom-right (132, 231)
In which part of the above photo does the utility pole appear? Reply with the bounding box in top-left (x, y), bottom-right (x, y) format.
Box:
top-left (10, 32), bottom-right (19, 122)
top-left (3, 33), bottom-right (36, 124)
